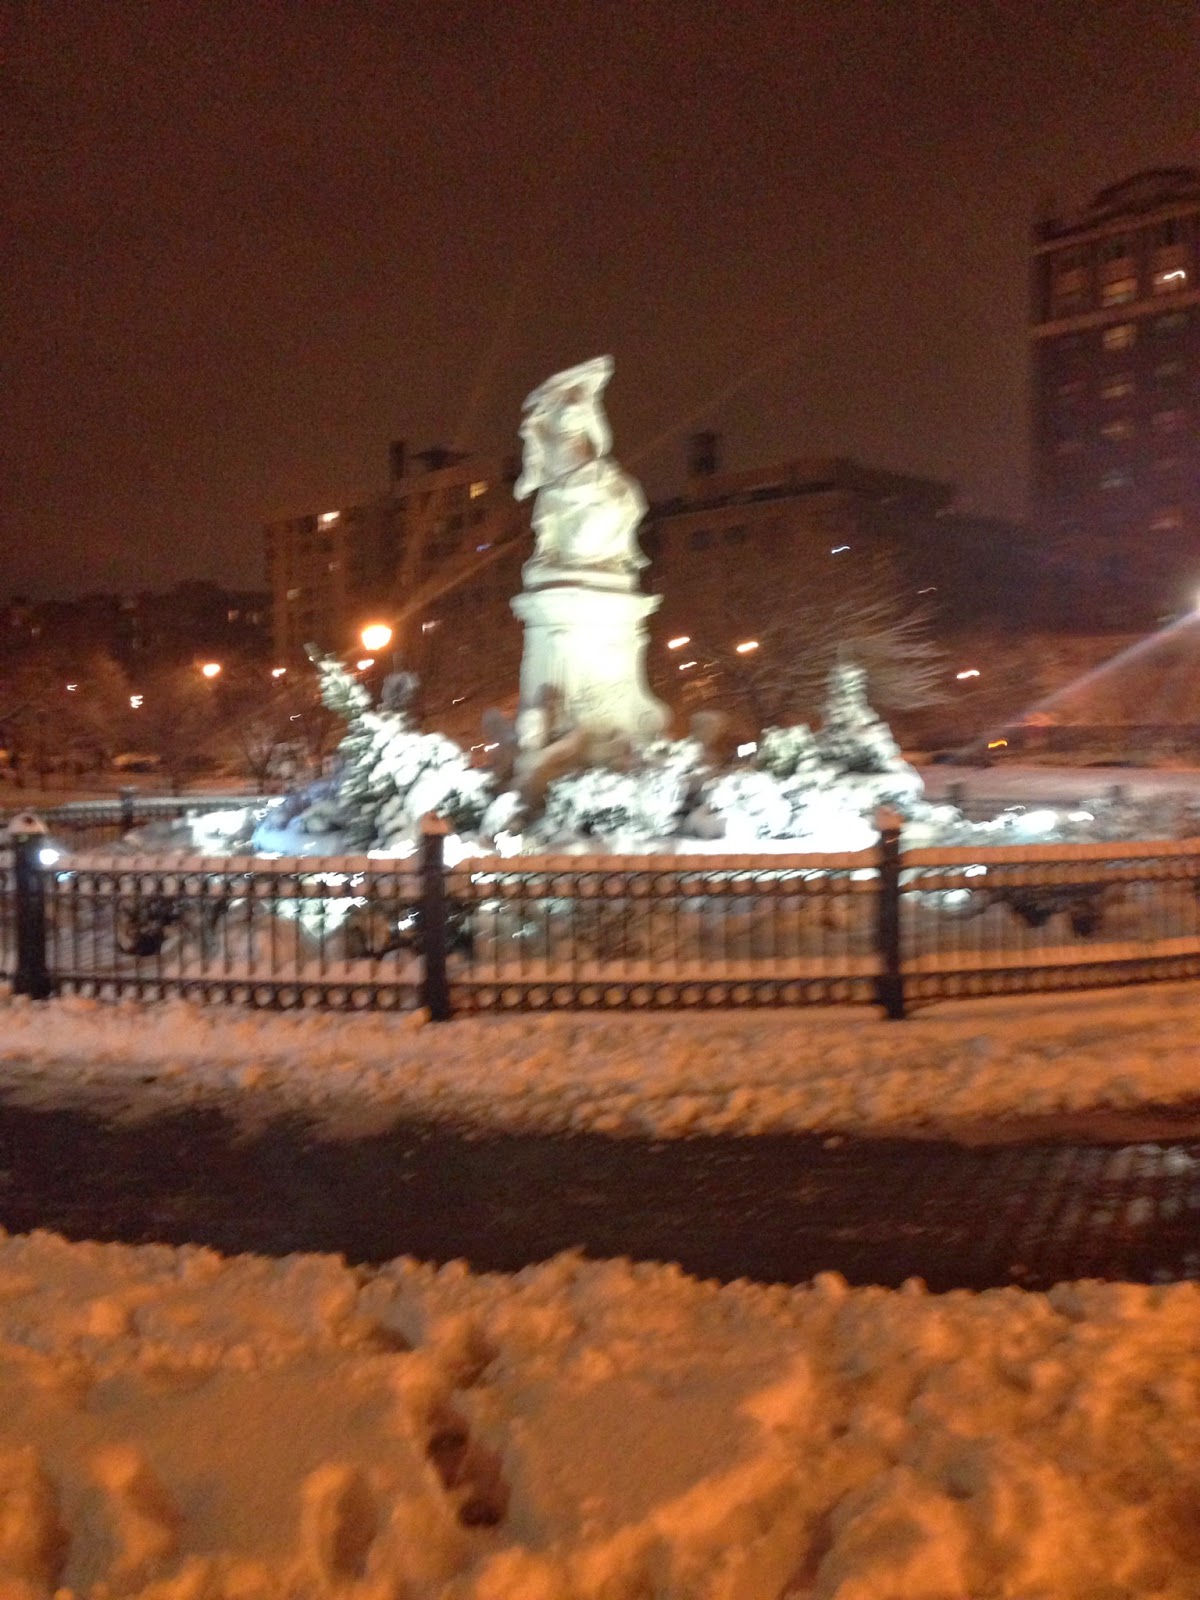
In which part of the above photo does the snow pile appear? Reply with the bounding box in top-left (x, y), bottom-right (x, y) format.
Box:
top-left (2, 983), bottom-right (1200, 1138)
top-left (1, 1228), bottom-right (1199, 1598)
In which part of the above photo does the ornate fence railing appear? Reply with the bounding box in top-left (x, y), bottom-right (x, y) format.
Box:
top-left (3, 825), bottom-right (1200, 1017)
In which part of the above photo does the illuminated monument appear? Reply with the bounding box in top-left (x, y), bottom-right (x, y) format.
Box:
top-left (510, 357), bottom-right (668, 747)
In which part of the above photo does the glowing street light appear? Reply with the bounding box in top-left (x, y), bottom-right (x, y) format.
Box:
top-left (355, 658), bottom-right (375, 671)
top-left (735, 640), bottom-right (759, 654)
top-left (129, 694), bottom-right (144, 709)
top-left (360, 622), bottom-right (393, 653)
top-left (200, 661), bottom-right (222, 679)
top-left (270, 666), bottom-right (287, 679)
top-left (667, 635), bottom-right (691, 649)
top-left (65, 683), bottom-right (78, 692)
top-left (955, 668), bottom-right (980, 680)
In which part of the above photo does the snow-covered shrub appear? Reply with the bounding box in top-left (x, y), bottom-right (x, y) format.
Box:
top-left (703, 769), bottom-right (793, 841)
top-left (757, 724), bottom-right (822, 780)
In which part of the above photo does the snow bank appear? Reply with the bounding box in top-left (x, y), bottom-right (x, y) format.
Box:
top-left (1, 1228), bottom-right (1199, 1598)
top-left (1, 982), bottom-right (1200, 1138)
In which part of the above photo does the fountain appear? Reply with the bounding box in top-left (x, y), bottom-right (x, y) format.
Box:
top-left (247, 357), bottom-right (936, 861)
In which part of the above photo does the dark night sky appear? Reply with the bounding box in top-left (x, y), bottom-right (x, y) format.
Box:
top-left (3, 0), bottom-right (1198, 599)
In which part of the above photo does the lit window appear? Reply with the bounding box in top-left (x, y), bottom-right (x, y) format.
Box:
top-left (1149, 507), bottom-right (1184, 532)
top-left (1099, 470), bottom-right (1132, 491)
top-left (1153, 267), bottom-right (1189, 294)
top-left (1152, 408), bottom-right (1186, 433)
top-left (1100, 276), bottom-right (1137, 306)
top-left (1099, 376), bottom-right (1134, 400)
top-left (469, 481), bottom-right (488, 498)
top-left (1100, 418), bottom-right (1134, 442)
top-left (1051, 264), bottom-right (1087, 310)
top-left (286, 587), bottom-right (302, 601)
top-left (318, 511), bottom-right (340, 526)
top-left (1102, 323), bottom-right (1135, 351)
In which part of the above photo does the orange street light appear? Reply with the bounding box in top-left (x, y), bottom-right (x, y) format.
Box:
top-left (200, 661), bottom-right (222, 679)
top-left (735, 640), bottom-right (759, 654)
top-left (360, 622), bottom-right (393, 653)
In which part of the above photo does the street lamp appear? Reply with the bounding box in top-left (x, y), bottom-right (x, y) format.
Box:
top-left (200, 661), bottom-right (222, 679)
top-left (667, 635), bottom-right (690, 650)
top-left (360, 622), bottom-right (393, 654)
top-left (735, 640), bottom-right (759, 655)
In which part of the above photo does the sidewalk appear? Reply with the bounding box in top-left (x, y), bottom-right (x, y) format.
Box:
top-left (2, 1093), bottom-right (1199, 1291)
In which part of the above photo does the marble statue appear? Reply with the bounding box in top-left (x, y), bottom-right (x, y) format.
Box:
top-left (511, 357), bottom-right (667, 745)
top-left (514, 356), bottom-right (649, 582)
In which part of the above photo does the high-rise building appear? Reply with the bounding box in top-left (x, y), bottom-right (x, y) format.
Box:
top-left (263, 445), bottom-right (523, 667)
top-left (1031, 167), bottom-right (1200, 628)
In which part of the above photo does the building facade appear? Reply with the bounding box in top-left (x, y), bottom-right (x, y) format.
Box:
top-left (640, 438), bottom-right (1016, 640)
top-left (264, 446), bottom-right (523, 661)
top-left (1031, 167), bottom-right (1200, 628)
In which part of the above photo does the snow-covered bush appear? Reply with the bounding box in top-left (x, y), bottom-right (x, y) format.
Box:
top-left (703, 769), bottom-right (793, 841)
top-left (757, 724), bottom-right (822, 780)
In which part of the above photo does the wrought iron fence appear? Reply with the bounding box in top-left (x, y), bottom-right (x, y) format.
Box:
top-left (899, 836), bottom-right (1200, 1004)
top-left (3, 824), bottom-right (1200, 1017)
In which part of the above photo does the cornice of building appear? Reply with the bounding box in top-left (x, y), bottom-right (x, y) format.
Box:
top-left (1034, 168), bottom-right (1200, 253)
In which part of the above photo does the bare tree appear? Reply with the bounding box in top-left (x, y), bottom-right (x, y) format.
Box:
top-left (660, 550), bottom-right (949, 731)
top-left (127, 663), bottom-right (228, 792)
top-left (215, 662), bottom-right (342, 786)
top-left (0, 649), bottom-right (133, 785)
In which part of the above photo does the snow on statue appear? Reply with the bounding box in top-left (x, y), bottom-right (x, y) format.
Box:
top-left (514, 354), bottom-right (649, 578)
top-left (510, 356), bottom-right (669, 745)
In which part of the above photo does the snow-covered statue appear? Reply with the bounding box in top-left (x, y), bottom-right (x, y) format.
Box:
top-left (514, 355), bottom-right (649, 581)
top-left (510, 357), bottom-right (668, 745)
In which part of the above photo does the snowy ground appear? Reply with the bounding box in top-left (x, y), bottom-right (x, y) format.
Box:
top-left (3, 1229), bottom-right (1200, 1598)
top-left (917, 760), bottom-right (1200, 808)
top-left (5, 987), bottom-right (1200, 1596)
top-left (1, 982), bottom-right (1199, 1141)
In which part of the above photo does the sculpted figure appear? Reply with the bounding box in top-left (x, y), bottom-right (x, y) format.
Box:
top-left (514, 356), bottom-right (648, 578)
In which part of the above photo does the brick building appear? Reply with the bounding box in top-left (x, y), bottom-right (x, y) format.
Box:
top-left (1031, 167), bottom-right (1200, 628)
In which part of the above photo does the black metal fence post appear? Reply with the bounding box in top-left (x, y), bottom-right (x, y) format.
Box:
top-left (8, 816), bottom-right (54, 1000)
top-left (874, 808), bottom-right (905, 1020)
top-left (419, 815), bottom-right (452, 1022)
top-left (120, 786), bottom-right (137, 833)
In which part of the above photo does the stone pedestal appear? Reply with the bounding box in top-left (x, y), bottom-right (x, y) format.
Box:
top-left (511, 578), bottom-right (668, 744)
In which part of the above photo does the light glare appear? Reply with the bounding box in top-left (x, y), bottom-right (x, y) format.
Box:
top-left (360, 622), bottom-right (393, 652)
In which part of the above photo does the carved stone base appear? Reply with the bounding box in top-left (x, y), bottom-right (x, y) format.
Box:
top-left (511, 583), bottom-right (668, 745)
